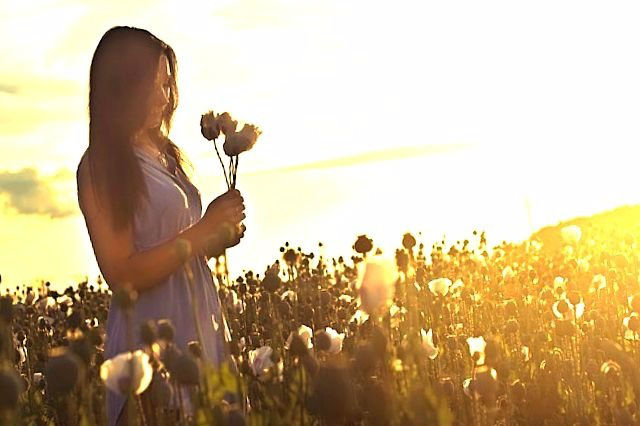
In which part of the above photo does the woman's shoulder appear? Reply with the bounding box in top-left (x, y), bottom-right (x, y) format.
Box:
top-left (76, 149), bottom-right (89, 183)
top-left (76, 148), bottom-right (91, 188)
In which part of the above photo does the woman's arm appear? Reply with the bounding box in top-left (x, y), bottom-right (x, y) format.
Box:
top-left (203, 223), bottom-right (246, 262)
top-left (77, 159), bottom-right (226, 293)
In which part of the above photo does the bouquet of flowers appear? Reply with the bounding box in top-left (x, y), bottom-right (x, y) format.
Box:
top-left (200, 111), bottom-right (262, 189)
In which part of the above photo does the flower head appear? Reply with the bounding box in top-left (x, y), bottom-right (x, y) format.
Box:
top-left (99, 350), bottom-right (153, 396)
top-left (467, 336), bottom-right (487, 365)
top-left (286, 325), bottom-right (314, 352)
top-left (561, 225), bottom-right (582, 245)
top-left (315, 327), bottom-right (345, 354)
top-left (623, 313), bottom-right (640, 340)
top-left (428, 278), bottom-right (452, 297)
top-left (223, 123), bottom-right (262, 156)
top-left (217, 112), bottom-right (238, 135)
top-left (420, 328), bottom-right (438, 360)
top-left (248, 346), bottom-right (274, 377)
top-left (356, 257), bottom-right (397, 314)
top-left (200, 111), bottom-right (220, 140)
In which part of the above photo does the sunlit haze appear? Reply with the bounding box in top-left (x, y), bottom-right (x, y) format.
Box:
top-left (2, 0), bottom-right (640, 290)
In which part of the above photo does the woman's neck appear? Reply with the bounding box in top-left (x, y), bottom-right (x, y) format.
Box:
top-left (133, 130), bottom-right (164, 155)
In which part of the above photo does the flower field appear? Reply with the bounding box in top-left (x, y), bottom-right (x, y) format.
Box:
top-left (2, 205), bottom-right (640, 425)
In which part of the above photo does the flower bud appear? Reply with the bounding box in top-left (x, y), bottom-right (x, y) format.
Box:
top-left (402, 233), bottom-right (416, 250)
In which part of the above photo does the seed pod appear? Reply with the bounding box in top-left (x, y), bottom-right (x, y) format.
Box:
top-left (139, 321), bottom-right (157, 347)
top-left (173, 353), bottom-right (200, 386)
top-left (187, 341), bottom-right (202, 359)
top-left (157, 319), bottom-right (175, 342)
top-left (45, 348), bottom-right (82, 397)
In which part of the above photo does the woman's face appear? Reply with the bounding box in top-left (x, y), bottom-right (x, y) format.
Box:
top-left (142, 54), bottom-right (171, 130)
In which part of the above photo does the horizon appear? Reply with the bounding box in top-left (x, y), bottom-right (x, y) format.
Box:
top-left (3, 0), bottom-right (640, 289)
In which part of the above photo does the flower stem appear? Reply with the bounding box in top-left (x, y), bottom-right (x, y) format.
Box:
top-left (213, 139), bottom-right (230, 189)
top-left (233, 155), bottom-right (239, 189)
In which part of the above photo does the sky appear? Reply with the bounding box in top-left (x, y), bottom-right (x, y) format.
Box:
top-left (2, 0), bottom-right (640, 290)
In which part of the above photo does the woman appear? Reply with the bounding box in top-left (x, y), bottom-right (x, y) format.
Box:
top-left (76, 26), bottom-right (246, 425)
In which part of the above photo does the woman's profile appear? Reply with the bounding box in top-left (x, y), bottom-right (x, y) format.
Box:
top-left (76, 26), bottom-right (246, 425)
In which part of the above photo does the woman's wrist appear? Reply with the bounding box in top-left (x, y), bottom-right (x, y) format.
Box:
top-left (179, 220), bottom-right (211, 259)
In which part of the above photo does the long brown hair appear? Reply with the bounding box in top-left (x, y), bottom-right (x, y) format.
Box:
top-left (86, 26), bottom-right (194, 231)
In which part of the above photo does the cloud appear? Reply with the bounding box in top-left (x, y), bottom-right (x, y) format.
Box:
top-left (0, 84), bottom-right (19, 95)
top-left (250, 144), bottom-right (472, 175)
top-left (0, 168), bottom-right (76, 218)
top-left (0, 75), bottom-right (84, 135)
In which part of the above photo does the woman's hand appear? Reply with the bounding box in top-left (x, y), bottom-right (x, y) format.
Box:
top-left (205, 222), bottom-right (246, 259)
top-left (200, 189), bottom-right (246, 257)
top-left (201, 189), bottom-right (245, 235)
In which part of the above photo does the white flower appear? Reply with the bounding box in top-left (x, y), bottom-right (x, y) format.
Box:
top-left (521, 346), bottom-right (531, 362)
top-left (248, 346), bottom-right (274, 377)
top-left (552, 297), bottom-right (585, 320)
top-left (428, 278), bottom-right (452, 297)
top-left (466, 336), bottom-right (486, 365)
top-left (356, 257), bottom-right (397, 314)
top-left (324, 327), bottom-right (345, 354)
top-left (350, 309), bottom-right (370, 325)
top-left (561, 225), bottom-right (581, 245)
top-left (281, 290), bottom-right (298, 302)
top-left (200, 111), bottom-right (220, 140)
top-left (297, 325), bottom-right (313, 349)
top-left (100, 350), bottom-right (153, 396)
top-left (577, 258), bottom-right (590, 273)
top-left (553, 276), bottom-right (567, 290)
top-left (420, 328), bottom-right (438, 360)
top-left (57, 295), bottom-right (73, 306)
top-left (624, 314), bottom-right (640, 340)
top-left (223, 123), bottom-right (261, 156)
top-left (592, 274), bottom-right (607, 290)
top-left (216, 112), bottom-right (238, 135)
top-left (227, 290), bottom-right (244, 313)
top-left (502, 266), bottom-right (515, 281)
top-left (36, 297), bottom-right (56, 312)
top-left (528, 240), bottom-right (543, 252)
top-left (389, 304), bottom-right (407, 317)
top-left (286, 325), bottom-right (313, 350)
top-left (470, 253), bottom-right (487, 267)
top-left (450, 279), bottom-right (464, 297)
top-left (338, 294), bottom-right (353, 303)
